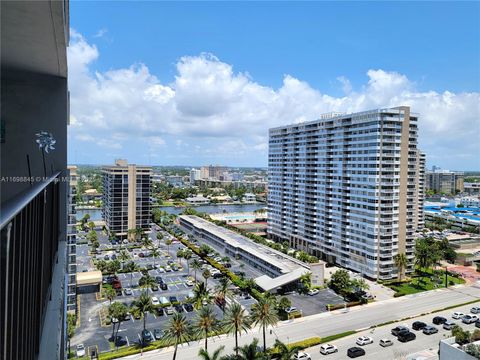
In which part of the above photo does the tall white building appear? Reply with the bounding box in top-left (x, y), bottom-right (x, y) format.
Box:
top-left (190, 168), bottom-right (202, 184)
top-left (268, 107), bottom-right (425, 280)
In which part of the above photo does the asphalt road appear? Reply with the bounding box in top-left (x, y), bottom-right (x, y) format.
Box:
top-left (304, 303), bottom-right (480, 360)
top-left (132, 284), bottom-right (480, 360)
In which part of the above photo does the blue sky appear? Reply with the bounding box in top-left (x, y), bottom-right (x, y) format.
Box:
top-left (68, 1), bottom-right (480, 169)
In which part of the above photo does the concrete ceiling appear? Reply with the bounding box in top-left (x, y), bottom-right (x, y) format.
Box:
top-left (1, 0), bottom-right (69, 77)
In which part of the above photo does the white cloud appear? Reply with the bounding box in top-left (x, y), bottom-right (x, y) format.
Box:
top-left (68, 31), bottom-right (480, 168)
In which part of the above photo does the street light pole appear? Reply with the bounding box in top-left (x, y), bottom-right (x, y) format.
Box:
top-left (445, 266), bottom-right (448, 288)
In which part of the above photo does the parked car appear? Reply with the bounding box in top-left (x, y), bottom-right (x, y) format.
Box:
top-left (379, 339), bottom-right (393, 347)
top-left (391, 326), bottom-right (410, 336)
top-left (293, 352), bottom-right (311, 360)
top-left (347, 347), bottom-right (366, 358)
top-left (112, 279), bottom-right (122, 290)
top-left (153, 329), bottom-right (163, 340)
top-left (471, 306), bottom-right (480, 314)
top-left (308, 289), bottom-right (320, 296)
top-left (319, 344), bottom-right (338, 354)
top-left (138, 253), bottom-right (145, 258)
top-left (165, 307), bottom-right (174, 315)
top-left (476, 320), bottom-right (480, 328)
top-left (356, 336), bottom-right (373, 346)
top-left (185, 280), bottom-right (194, 287)
top-left (423, 325), bottom-right (438, 335)
top-left (158, 267), bottom-right (165, 273)
top-left (151, 284), bottom-right (159, 291)
top-left (184, 303), bottom-right (194, 312)
top-left (463, 314), bottom-right (479, 324)
top-left (412, 321), bottom-right (427, 331)
top-left (397, 331), bottom-right (416, 342)
top-left (452, 312), bottom-right (465, 319)
top-left (113, 336), bottom-right (127, 347)
top-left (104, 255), bottom-right (110, 261)
top-left (174, 304), bottom-right (184, 313)
top-left (111, 254), bottom-right (117, 260)
top-left (443, 320), bottom-right (456, 330)
top-left (285, 307), bottom-right (298, 314)
top-left (155, 307), bottom-right (164, 316)
top-left (165, 266), bottom-right (172, 272)
top-left (433, 316), bottom-right (447, 325)
top-left (141, 329), bottom-right (153, 343)
top-left (124, 288), bottom-right (133, 296)
top-left (169, 296), bottom-right (178, 304)
top-left (151, 297), bottom-right (160, 306)
top-left (76, 344), bottom-right (86, 357)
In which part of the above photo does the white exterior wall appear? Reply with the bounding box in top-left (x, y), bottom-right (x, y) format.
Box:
top-left (268, 107), bottom-right (424, 280)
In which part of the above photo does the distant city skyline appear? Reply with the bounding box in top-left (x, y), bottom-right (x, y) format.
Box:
top-left (68, 2), bottom-right (480, 170)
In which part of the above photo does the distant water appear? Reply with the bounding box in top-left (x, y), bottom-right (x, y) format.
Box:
top-left (76, 203), bottom-right (266, 221)
top-left (159, 203), bottom-right (266, 215)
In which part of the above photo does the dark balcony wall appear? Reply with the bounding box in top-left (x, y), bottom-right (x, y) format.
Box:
top-left (1, 68), bottom-right (68, 231)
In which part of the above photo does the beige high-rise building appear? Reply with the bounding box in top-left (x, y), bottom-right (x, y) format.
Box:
top-left (426, 168), bottom-right (464, 194)
top-left (102, 159), bottom-right (152, 239)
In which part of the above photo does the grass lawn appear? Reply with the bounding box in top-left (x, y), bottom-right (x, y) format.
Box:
top-left (387, 268), bottom-right (465, 296)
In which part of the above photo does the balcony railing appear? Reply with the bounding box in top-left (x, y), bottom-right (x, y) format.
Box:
top-left (0, 171), bottom-right (62, 360)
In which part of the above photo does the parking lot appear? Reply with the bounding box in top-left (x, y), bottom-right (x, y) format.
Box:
top-left (303, 303), bottom-right (480, 359)
top-left (286, 289), bottom-right (345, 316)
top-left (71, 225), bottom-right (242, 353)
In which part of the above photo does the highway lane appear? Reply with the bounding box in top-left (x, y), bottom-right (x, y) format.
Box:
top-left (132, 284), bottom-right (480, 359)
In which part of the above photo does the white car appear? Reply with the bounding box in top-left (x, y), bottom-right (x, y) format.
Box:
top-left (452, 312), bottom-right (465, 319)
top-left (124, 288), bottom-right (133, 296)
top-left (356, 336), bottom-right (374, 346)
top-left (165, 266), bottom-right (172, 272)
top-left (76, 344), bottom-right (86, 357)
top-left (158, 267), bottom-right (165, 273)
top-left (285, 307), bottom-right (298, 314)
top-left (319, 344), bottom-right (338, 354)
top-left (185, 280), bottom-right (194, 287)
top-left (471, 307), bottom-right (480, 314)
top-left (379, 339), bottom-right (393, 347)
top-left (308, 289), bottom-right (319, 296)
top-left (294, 352), bottom-right (311, 360)
top-left (463, 314), bottom-right (479, 324)
top-left (151, 297), bottom-right (160, 306)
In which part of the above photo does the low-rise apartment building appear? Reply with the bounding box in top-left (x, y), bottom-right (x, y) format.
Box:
top-left (179, 215), bottom-right (321, 291)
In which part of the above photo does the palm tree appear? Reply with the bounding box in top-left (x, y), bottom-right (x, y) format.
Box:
top-left (272, 339), bottom-right (302, 360)
top-left (235, 338), bottom-right (264, 360)
top-left (195, 306), bottom-right (220, 350)
top-left (299, 272), bottom-right (312, 291)
top-left (177, 249), bottom-right (184, 266)
top-left (140, 236), bottom-right (153, 249)
top-left (394, 253), bottom-right (408, 281)
top-left (104, 286), bottom-right (116, 304)
top-left (251, 297), bottom-right (279, 353)
top-left (198, 346), bottom-right (225, 360)
top-left (193, 282), bottom-right (211, 309)
top-left (415, 238), bottom-right (431, 279)
top-left (191, 259), bottom-right (202, 281)
top-left (165, 239), bottom-right (173, 256)
top-left (163, 313), bottom-right (191, 360)
top-left (183, 249), bottom-right (193, 272)
top-left (108, 302), bottom-right (128, 346)
top-left (150, 246), bottom-right (161, 268)
top-left (139, 274), bottom-right (157, 289)
top-left (134, 290), bottom-right (154, 341)
top-left (215, 277), bottom-right (233, 311)
top-left (118, 249), bottom-right (130, 270)
top-left (222, 303), bottom-right (251, 357)
top-left (203, 269), bottom-right (212, 287)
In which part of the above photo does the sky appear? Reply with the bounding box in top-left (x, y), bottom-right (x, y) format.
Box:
top-left (68, 1), bottom-right (480, 170)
